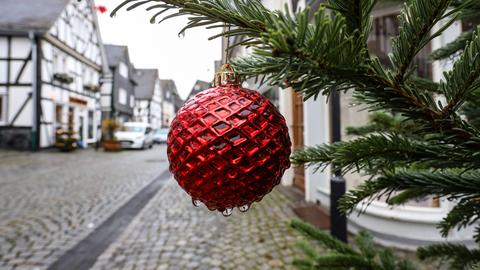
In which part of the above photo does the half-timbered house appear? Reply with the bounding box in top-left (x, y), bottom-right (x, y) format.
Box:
top-left (159, 79), bottom-right (181, 127)
top-left (102, 44), bottom-right (137, 123)
top-left (0, 0), bottom-right (109, 150)
top-left (133, 69), bottom-right (162, 129)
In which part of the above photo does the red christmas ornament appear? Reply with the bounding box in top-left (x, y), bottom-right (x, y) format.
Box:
top-left (167, 64), bottom-right (291, 216)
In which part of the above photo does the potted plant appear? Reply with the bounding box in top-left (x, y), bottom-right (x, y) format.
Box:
top-left (53, 73), bottom-right (74, 84)
top-left (55, 112), bottom-right (77, 152)
top-left (84, 84), bottom-right (100, 92)
top-left (102, 118), bottom-right (121, 152)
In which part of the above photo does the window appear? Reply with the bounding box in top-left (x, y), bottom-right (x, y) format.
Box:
top-left (119, 88), bottom-right (127, 105)
top-left (88, 110), bottom-right (94, 139)
top-left (130, 95), bottom-right (135, 108)
top-left (368, 14), bottom-right (432, 79)
top-left (55, 105), bottom-right (63, 125)
top-left (119, 62), bottom-right (128, 79)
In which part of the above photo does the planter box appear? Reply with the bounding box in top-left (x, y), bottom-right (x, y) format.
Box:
top-left (103, 140), bottom-right (121, 152)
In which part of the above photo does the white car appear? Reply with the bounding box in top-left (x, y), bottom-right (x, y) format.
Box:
top-left (153, 128), bottom-right (169, 144)
top-left (115, 122), bottom-right (154, 149)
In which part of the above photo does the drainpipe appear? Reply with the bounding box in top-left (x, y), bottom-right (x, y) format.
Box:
top-left (29, 31), bottom-right (40, 151)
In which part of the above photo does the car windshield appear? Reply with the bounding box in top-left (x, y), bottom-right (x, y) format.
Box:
top-left (121, 126), bottom-right (145, 133)
top-left (156, 129), bottom-right (169, 134)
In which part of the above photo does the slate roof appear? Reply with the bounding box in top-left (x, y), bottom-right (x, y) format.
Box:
top-left (0, 0), bottom-right (69, 33)
top-left (104, 45), bottom-right (128, 68)
top-left (159, 79), bottom-right (178, 101)
top-left (186, 80), bottom-right (211, 100)
top-left (134, 69), bottom-right (158, 100)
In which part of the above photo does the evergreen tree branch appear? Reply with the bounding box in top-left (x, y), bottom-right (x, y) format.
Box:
top-left (290, 219), bottom-right (357, 255)
top-left (430, 30), bottom-right (474, 60)
top-left (438, 199), bottom-right (480, 237)
top-left (417, 243), bottom-right (480, 269)
top-left (339, 170), bottom-right (480, 213)
top-left (314, 254), bottom-right (374, 269)
top-left (391, 0), bottom-right (454, 84)
top-left (291, 133), bottom-right (475, 175)
top-left (440, 27), bottom-right (480, 116)
top-left (345, 112), bottom-right (415, 137)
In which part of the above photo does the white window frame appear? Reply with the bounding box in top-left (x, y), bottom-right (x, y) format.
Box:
top-left (119, 62), bottom-right (129, 79)
top-left (130, 95), bottom-right (135, 108)
top-left (119, 88), bottom-right (127, 105)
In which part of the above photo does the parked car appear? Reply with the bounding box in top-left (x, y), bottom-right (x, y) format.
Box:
top-left (115, 122), bottom-right (154, 149)
top-left (153, 128), bottom-right (169, 144)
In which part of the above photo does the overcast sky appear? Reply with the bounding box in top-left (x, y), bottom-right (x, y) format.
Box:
top-left (95, 0), bottom-right (222, 100)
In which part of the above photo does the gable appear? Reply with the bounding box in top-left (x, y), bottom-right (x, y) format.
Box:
top-left (48, 0), bottom-right (103, 66)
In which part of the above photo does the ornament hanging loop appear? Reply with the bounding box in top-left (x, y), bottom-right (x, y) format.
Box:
top-left (214, 24), bottom-right (240, 87)
top-left (214, 63), bottom-right (241, 87)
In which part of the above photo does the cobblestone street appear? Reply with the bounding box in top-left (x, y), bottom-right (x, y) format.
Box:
top-left (0, 147), bottom-right (304, 270)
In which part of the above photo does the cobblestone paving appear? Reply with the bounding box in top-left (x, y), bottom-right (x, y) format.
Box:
top-left (90, 180), bottom-right (304, 270)
top-left (0, 147), bottom-right (168, 270)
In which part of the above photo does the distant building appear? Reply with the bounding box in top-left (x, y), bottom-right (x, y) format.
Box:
top-left (186, 80), bottom-right (211, 101)
top-left (0, 0), bottom-right (109, 150)
top-left (173, 92), bottom-right (184, 114)
top-left (159, 79), bottom-right (181, 127)
top-left (103, 45), bottom-right (137, 123)
top-left (133, 69), bottom-right (162, 129)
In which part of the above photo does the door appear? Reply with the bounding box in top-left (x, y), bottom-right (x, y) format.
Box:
top-left (79, 115), bottom-right (85, 148)
top-left (292, 91), bottom-right (305, 192)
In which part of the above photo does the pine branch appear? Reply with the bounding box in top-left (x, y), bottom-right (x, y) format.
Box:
top-left (112, 0), bottom-right (270, 40)
top-left (326, 0), bottom-right (377, 39)
top-left (314, 254), bottom-right (374, 268)
top-left (345, 112), bottom-right (415, 137)
top-left (430, 30), bottom-right (474, 60)
top-left (295, 240), bottom-right (321, 261)
top-left (355, 231), bottom-right (377, 262)
top-left (417, 243), bottom-right (480, 269)
top-left (438, 199), bottom-right (480, 237)
top-left (386, 188), bottom-right (433, 205)
top-left (391, 0), bottom-right (454, 83)
top-left (290, 219), bottom-right (357, 255)
top-left (290, 133), bottom-right (475, 175)
top-left (440, 27), bottom-right (480, 116)
top-left (339, 170), bottom-right (480, 213)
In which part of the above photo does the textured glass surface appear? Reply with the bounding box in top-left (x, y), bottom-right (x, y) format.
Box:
top-left (167, 85), bottom-right (292, 213)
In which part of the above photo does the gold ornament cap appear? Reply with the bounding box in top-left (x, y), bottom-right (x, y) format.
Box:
top-left (214, 64), bottom-right (241, 87)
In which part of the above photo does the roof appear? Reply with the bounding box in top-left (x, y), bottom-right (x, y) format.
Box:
top-left (104, 45), bottom-right (129, 68)
top-left (160, 79), bottom-right (179, 97)
top-left (104, 44), bottom-right (137, 82)
top-left (134, 69), bottom-right (158, 100)
top-left (0, 0), bottom-right (69, 33)
top-left (186, 80), bottom-right (211, 100)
